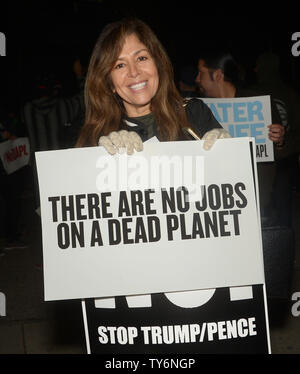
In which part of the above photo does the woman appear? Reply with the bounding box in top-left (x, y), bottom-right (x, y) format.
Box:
top-left (76, 18), bottom-right (230, 153)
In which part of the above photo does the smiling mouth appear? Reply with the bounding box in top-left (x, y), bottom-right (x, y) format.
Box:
top-left (129, 81), bottom-right (147, 91)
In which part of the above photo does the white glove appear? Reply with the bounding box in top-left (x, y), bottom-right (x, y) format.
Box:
top-left (98, 130), bottom-right (143, 155)
top-left (202, 128), bottom-right (232, 151)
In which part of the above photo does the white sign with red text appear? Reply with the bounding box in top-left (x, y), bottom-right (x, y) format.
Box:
top-left (0, 137), bottom-right (30, 174)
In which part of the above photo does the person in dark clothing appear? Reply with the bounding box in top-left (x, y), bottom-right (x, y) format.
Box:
top-left (251, 51), bottom-right (300, 227)
top-left (23, 60), bottom-right (85, 210)
top-left (195, 50), bottom-right (285, 147)
top-left (76, 18), bottom-right (230, 152)
top-left (195, 49), bottom-right (286, 226)
top-left (0, 114), bottom-right (28, 251)
top-left (23, 62), bottom-right (85, 153)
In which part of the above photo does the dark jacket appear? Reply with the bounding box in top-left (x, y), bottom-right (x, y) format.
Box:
top-left (124, 98), bottom-right (222, 142)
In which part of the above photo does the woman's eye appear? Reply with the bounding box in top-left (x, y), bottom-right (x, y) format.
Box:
top-left (137, 56), bottom-right (147, 62)
top-left (115, 63), bottom-right (125, 69)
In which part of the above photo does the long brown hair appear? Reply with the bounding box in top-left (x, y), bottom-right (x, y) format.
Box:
top-left (76, 18), bottom-right (190, 147)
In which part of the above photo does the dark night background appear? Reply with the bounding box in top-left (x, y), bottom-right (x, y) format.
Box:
top-left (1, 1), bottom-right (300, 113)
top-left (0, 1), bottom-right (299, 357)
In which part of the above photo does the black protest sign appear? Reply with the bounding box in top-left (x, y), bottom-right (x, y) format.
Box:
top-left (82, 285), bottom-right (270, 354)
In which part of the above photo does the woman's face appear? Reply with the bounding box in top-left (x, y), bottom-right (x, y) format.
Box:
top-left (110, 33), bottom-right (159, 117)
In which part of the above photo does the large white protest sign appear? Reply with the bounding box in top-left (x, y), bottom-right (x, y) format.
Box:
top-left (201, 96), bottom-right (273, 162)
top-left (0, 137), bottom-right (30, 174)
top-left (36, 138), bottom-right (265, 302)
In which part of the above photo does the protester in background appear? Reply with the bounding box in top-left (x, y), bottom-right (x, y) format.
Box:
top-left (251, 51), bottom-right (300, 227)
top-left (23, 72), bottom-right (61, 211)
top-left (195, 49), bottom-right (285, 226)
top-left (76, 18), bottom-right (231, 154)
top-left (23, 59), bottom-right (85, 211)
top-left (0, 109), bottom-right (28, 251)
top-left (0, 120), bottom-right (8, 256)
top-left (59, 58), bottom-right (86, 149)
top-left (23, 59), bottom-right (85, 153)
top-left (178, 65), bottom-right (199, 98)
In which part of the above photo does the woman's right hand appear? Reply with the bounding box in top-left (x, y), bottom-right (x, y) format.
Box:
top-left (98, 130), bottom-right (143, 155)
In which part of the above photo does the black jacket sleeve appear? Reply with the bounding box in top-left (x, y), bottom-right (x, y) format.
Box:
top-left (184, 98), bottom-right (222, 138)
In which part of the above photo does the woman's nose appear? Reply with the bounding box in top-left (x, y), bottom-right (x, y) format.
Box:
top-left (128, 62), bottom-right (139, 78)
